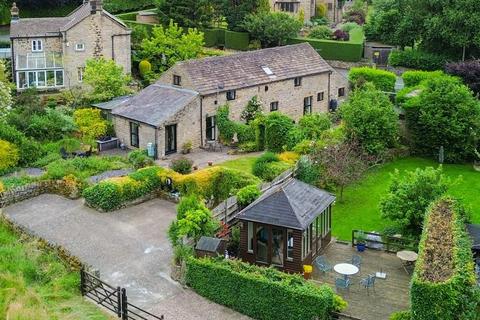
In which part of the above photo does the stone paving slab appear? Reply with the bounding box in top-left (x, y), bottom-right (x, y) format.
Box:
top-left (3, 194), bottom-right (249, 320)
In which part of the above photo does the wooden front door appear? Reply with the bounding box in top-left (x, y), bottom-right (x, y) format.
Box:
top-left (165, 124), bottom-right (177, 155)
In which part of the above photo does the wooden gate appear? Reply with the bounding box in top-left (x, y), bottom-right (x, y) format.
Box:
top-left (81, 269), bottom-right (164, 320)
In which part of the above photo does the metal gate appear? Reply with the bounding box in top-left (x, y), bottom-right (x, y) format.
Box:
top-left (81, 269), bottom-right (164, 320)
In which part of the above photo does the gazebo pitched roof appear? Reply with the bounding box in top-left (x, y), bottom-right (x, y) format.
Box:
top-left (237, 178), bottom-right (335, 230)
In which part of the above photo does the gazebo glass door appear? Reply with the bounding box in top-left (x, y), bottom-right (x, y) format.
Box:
top-left (256, 226), bottom-right (268, 263)
top-left (271, 228), bottom-right (284, 266)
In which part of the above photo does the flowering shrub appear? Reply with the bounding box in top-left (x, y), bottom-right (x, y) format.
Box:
top-left (0, 139), bottom-right (19, 171)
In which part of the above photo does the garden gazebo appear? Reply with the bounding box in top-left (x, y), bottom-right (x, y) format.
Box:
top-left (237, 178), bottom-right (335, 273)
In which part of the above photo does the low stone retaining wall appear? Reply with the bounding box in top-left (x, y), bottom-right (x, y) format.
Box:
top-left (0, 179), bottom-right (82, 208)
top-left (0, 212), bottom-right (86, 271)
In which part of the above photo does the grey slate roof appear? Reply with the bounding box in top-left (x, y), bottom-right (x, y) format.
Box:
top-left (195, 237), bottom-right (223, 252)
top-left (237, 178), bottom-right (336, 230)
top-left (467, 224), bottom-right (480, 250)
top-left (175, 43), bottom-right (333, 95)
top-left (10, 2), bottom-right (127, 38)
top-left (111, 84), bottom-right (199, 127)
top-left (92, 95), bottom-right (132, 111)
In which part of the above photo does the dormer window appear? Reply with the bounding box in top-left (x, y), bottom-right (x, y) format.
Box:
top-left (75, 43), bottom-right (85, 51)
top-left (173, 75), bottom-right (181, 86)
top-left (32, 39), bottom-right (43, 52)
top-left (226, 90), bottom-right (236, 101)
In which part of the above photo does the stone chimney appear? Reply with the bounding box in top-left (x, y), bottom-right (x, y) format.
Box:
top-left (10, 2), bottom-right (19, 21)
top-left (89, 0), bottom-right (102, 14)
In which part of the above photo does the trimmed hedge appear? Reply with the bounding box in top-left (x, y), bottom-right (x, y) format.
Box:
top-left (83, 166), bottom-right (165, 211)
top-left (410, 197), bottom-right (479, 319)
top-left (203, 28), bottom-right (225, 47)
top-left (388, 49), bottom-right (448, 71)
top-left (401, 70), bottom-right (445, 87)
top-left (225, 30), bottom-right (250, 51)
top-left (186, 257), bottom-right (338, 320)
top-left (288, 27), bottom-right (364, 62)
top-left (349, 67), bottom-right (397, 92)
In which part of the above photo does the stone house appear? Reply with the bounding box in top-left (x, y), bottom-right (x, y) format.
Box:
top-left (112, 43), bottom-right (348, 158)
top-left (269, 0), bottom-right (317, 23)
top-left (9, 0), bottom-right (131, 91)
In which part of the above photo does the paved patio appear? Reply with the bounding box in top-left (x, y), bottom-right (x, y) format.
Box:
top-left (312, 242), bottom-right (411, 320)
top-left (156, 148), bottom-right (262, 170)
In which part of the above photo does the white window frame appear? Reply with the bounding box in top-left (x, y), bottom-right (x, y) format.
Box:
top-left (287, 229), bottom-right (294, 261)
top-left (247, 222), bottom-right (253, 253)
top-left (31, 39), bottom-right (43, 52)
top-left (16, 69), bottom-right (64, 90)
top-left (75, 43), bottom-right (85, 51)
top-left (77, 67), bottom-right (85, 82)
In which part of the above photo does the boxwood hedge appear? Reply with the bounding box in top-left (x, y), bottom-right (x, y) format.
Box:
top-left (410, 197), bottom-right (479, 319)
top-left (348, 67), bottom-right (397, 92)
top-left (186, 257), bottom-right (339, 320)
top-left (401, 70), bottom-right (445, 88)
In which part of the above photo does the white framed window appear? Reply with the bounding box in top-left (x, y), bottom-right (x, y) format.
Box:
top-left (247, 222), bottom-right (253, 253)
top-left (31, 39), bottom-right (43, 52)
top-left (287, 229), bottom-right (294, 261)
top-left (77, 67), bottom-right (85, 82)
top-left (16, 69), bottom-right (64, 89)
top-left (75, 43), bottom-right (85, 51)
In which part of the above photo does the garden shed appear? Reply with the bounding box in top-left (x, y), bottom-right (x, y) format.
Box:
top-left (195, 236), bottom-right (226, 258)
top-left (237, 178), bottom-right (335, 273)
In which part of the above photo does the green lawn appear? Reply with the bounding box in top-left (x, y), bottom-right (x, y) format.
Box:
top-left (333, 157), bottom-right (480, 241)
top-left (0, 220), bottom-right (111, 320)
top-left (217, 156), bottom-right (259, 175)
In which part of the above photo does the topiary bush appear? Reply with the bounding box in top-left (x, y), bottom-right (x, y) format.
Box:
top-left (401, 70), bottom-right (445, 87)
top-left (388, 49), bottom-right (448, 71)
top-left (0, 122), bottom-right (44, 166)
top-left (186, 257), bottom-right (342, 320)
top-left (236, 184), bottom-right (260, 207)
top-left (252, 152), bottom-right (290, 181)
top-left (349, 67), bottom-right (397, 92)
top-left (264, 112), bottom-right (294, 152)
top-left (138, 60), bottom-right (152, 78)
top-left (171, 157), bottom-right (194, 174)
top-left (332, 29), bottom-right (350, 41)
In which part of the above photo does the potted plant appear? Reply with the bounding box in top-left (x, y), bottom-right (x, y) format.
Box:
top-left (356, 231), bottom-right (367, 252)
top-left (181, 141), bottom-right (192, 154)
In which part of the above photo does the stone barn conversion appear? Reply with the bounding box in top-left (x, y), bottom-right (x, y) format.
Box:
top-left (112, 43), bottom-right (347, 158)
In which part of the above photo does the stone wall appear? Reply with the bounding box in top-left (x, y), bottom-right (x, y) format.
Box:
top-left (0, 180), bottom-right (82, 208)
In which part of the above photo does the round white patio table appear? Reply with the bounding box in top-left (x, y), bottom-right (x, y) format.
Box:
top-left (334, 263), bottom-right (359, 280)
top-left (397, 250), bottom-right (418, 274)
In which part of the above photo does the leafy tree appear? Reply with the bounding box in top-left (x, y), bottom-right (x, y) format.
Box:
top-left (340, 84), bottom-right (398, 155)
top-left (445, 60), bottom-right (480, 97)
top-left (242, 12), bottom-right (302, 48)
top-left (264, 112), bottom-right (294, 152)
top-left (73, 108), bottom-right (107, 144)
top-left (298, 113), bottom-right (332, 140)
top-left (240, 96), bottom-right (263, 124)
top-left (380, 166), bottom-right (449, 237)
top-left (295, 155), bottom-right (320, 185)
top-left (222, 0), bottom-right (268, 32)
top-left (83, 58), bottom-right (131, 102)
top-left (169, 195), bottom-right (219, 245)
top-left (313, 141), bottom-right (368, 201)
top-left (404, 75), bottom-right (480, 162)
top-left (236, 184), bottom-right (260, 207)
top-left (364, 0), bottom-right (419, 48)
top-left (156, 0), bottom-right (216, 28)
top-left (139, 21), bottom-right (204, 74)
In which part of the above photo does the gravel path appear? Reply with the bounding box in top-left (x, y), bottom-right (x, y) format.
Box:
top-left (88, 169), bottom-right (133, 184)
top-left (3, 195), bottom-right (249, 320)
top-left (3, 167), bottom-right (45, 178)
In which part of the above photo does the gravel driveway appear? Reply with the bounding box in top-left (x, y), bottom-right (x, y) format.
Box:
top-left (3, 194), bottom-right (248, 320)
